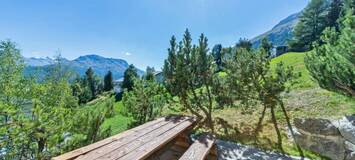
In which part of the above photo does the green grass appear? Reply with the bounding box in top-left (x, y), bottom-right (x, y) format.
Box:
top-left (213, 51), bottom-right (355, 159)
top-left (80, 93), bottom-right (133, 136)
top-left (100, 101), bottom-right (133, 135)
top-left (270, 52), bottom-right (316, 89)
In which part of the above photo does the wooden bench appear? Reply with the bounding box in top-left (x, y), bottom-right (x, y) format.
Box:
top-left (52, 115), bottom-right (196, 160)
top-left (179, 133), bottom-right (217, 160)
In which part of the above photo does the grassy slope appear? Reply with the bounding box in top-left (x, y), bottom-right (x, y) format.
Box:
top-left (270, 52), bottom-right (355, 119)
top-left (270, 52), bottom-right (315, 89)
top-left (82, 93), bottom-right (133, 136)
top-left (100, 101), bottom-right (133, 135)
top-left (214, 52), bottom-right (355, 159)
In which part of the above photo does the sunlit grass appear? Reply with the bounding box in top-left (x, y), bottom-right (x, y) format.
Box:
top-left (100, 101), bottom-right (133, 135)
top-left (211, 52), bottom-right (354, 159)
top-left (270, 52), bottom-right (316, 89)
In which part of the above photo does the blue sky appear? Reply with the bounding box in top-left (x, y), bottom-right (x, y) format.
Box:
top-left (0, 0), bottom-right (308, 70)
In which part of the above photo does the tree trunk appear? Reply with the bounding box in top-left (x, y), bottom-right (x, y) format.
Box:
top-left (270, 106), bottom-right (284, 154)
top-left (253, 105), bottom-right (267, 143)
top-left (278, 99), bottom-right (304, 158)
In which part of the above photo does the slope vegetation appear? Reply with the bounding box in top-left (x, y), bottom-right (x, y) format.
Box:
top-left (214, 52), bottom-right (355, 158)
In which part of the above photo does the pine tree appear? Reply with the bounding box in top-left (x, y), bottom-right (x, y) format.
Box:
top-left (163, 36), bottom-right (178, 95)
top-left (163, 29), bottom-right (216, 133)
top-left (0, 41), bottom-right (116, 158)
top-left (225, 47), bottom-right (303, 156)
top-left (104, 71), bottom-right (114, 91)
top-left (85, 67), bottom-right (96, 99)
top-left (122, 79), bottom-right (169, 126)
top-left (0, 40), bottom-right (30, 159)
top-left (121, 64), bottom-right (138, 91)
top-left (306, 7), bottom-right (355, 97)
top-left (236, 38), bottom-right (252, 51)
top-left (327, 0), bottom-right (343, 32)
top-left (212, 44), bottom-right (223, 71)
top-left (290, 0), bottom-right (329, 51)
top-left (260, 37), bottom-right (273, 57)
top-left (144, 66), bottom-right (155, 81)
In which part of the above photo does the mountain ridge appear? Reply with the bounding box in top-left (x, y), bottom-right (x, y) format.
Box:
top-left (251, 12), bottom-right (301, 48)
top-left (24, 54), bottom-right (143, 80)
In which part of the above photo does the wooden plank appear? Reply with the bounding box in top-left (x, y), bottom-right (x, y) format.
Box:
top-left (74, 117), bottom-right (180, 160)
top-left (76, 116), bottom-right (194, 160)
top-left (118, 117), bottom-right (196, 160)
top-left (52, 117), bottom-right (167, 160)
top-left (93, 116), bottom-right (194, 160)
top-left (145, 137), bottom-right (182, 160)
top-left (178, 133), bottom-right (216, 160)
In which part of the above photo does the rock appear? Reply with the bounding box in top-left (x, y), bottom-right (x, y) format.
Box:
top-left (294, 132), bottom-right (345, 160)
top-left (346, 141), bottom-right (355, 152)
top-left (216, 140), bottom-right (308, 160)
top-left (294, 118), bottom-right (340, 136)
top-left (333, 116), bottom-right (355, 145)
top-left (293, 118), bottom-right (346, 160)
top-left (345, 152), bottom-right (355, 160)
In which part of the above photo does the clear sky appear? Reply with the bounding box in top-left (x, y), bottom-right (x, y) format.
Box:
top-left (0, 0), bottom-right (308, 70)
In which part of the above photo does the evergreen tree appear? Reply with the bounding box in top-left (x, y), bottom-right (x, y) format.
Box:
top-left (0, 40), bottom-right (30, 159)
top-left (163, 36), bottom-right (178, 95)
top-left (236, 38), bottom-right (252, 51)
top-left (122, 79), bottom-right (169, 126)
top-left (144, 66), bottom-right (155, 81)
top-left (0, 41), bottom-right (117, 159)
top-left (212, 44), bottom-right (223, 71)
top-left (306, 7), bottom-right (355, 97)
top-left (290, 0), bottom-right (329, 51)
top-left (96, 79), bottom-right (104, 95)
top-left (72, 97), bottom-right (114, 144)
top-left (104, 71), bottom-right (114, 91)
top-left (121, 64), bottom-right (138, 91)
top-left (30, 58), bottom-right (79, 159)
top-left (71, 76), bottom-right (92, 104)
top-left (85, 67), bottom-right (96, 99)
top-left (327, 0), bottom-right (344, 31)
top-left (260, 37), bottom-right (273, 57)
top-left (0, 48), bottom-right (82, 159)
top-left (163, 29), bottom-right (216, 133)
top-left (225, 47), bottom-right (303, 156)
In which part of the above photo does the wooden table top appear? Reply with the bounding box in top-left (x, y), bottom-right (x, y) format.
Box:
top-left (52, 115), bottom-right (196, 160)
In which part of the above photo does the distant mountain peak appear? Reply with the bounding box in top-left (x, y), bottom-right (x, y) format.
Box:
top-left (74, 54), bottom-right (126, 62)
top-left (24, 54), bottom-right (142, 80)
top-left (76, 54), bottom-right (103, 59)
top-left (251, 11), bottom-right (301, 48)
top-left (272, 12), bottom-right (300, 30)
top-left (24, 56), bottom-right (56, 66)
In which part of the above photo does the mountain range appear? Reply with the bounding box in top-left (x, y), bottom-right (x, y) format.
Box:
top-left (24, 55), bottom-right (143, 80)
top-left (251, 12), bottom-right (301, 48)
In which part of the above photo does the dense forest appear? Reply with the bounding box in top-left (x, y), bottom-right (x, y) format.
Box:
top-left (0, 0), bottom-right (354, 159)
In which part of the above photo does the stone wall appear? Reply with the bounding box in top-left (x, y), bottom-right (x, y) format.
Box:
top-left (292, 116), bottom-right (355, 160)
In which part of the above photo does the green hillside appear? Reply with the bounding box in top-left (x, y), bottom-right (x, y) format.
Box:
top-left (271, 52), bottom-right (354, 117)
top-left (213, 52), bottom-right (355, 158)
top-left (270, 52), bottom-right (316, 89)
top-left (100, 101), bottom-right (133, 135)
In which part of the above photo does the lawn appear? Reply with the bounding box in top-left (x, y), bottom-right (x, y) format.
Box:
top-left (270, 52), bottom-right (316, 89)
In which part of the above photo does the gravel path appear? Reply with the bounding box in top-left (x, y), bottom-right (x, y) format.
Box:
top-left (216, 140), bottom-right (308, 160)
